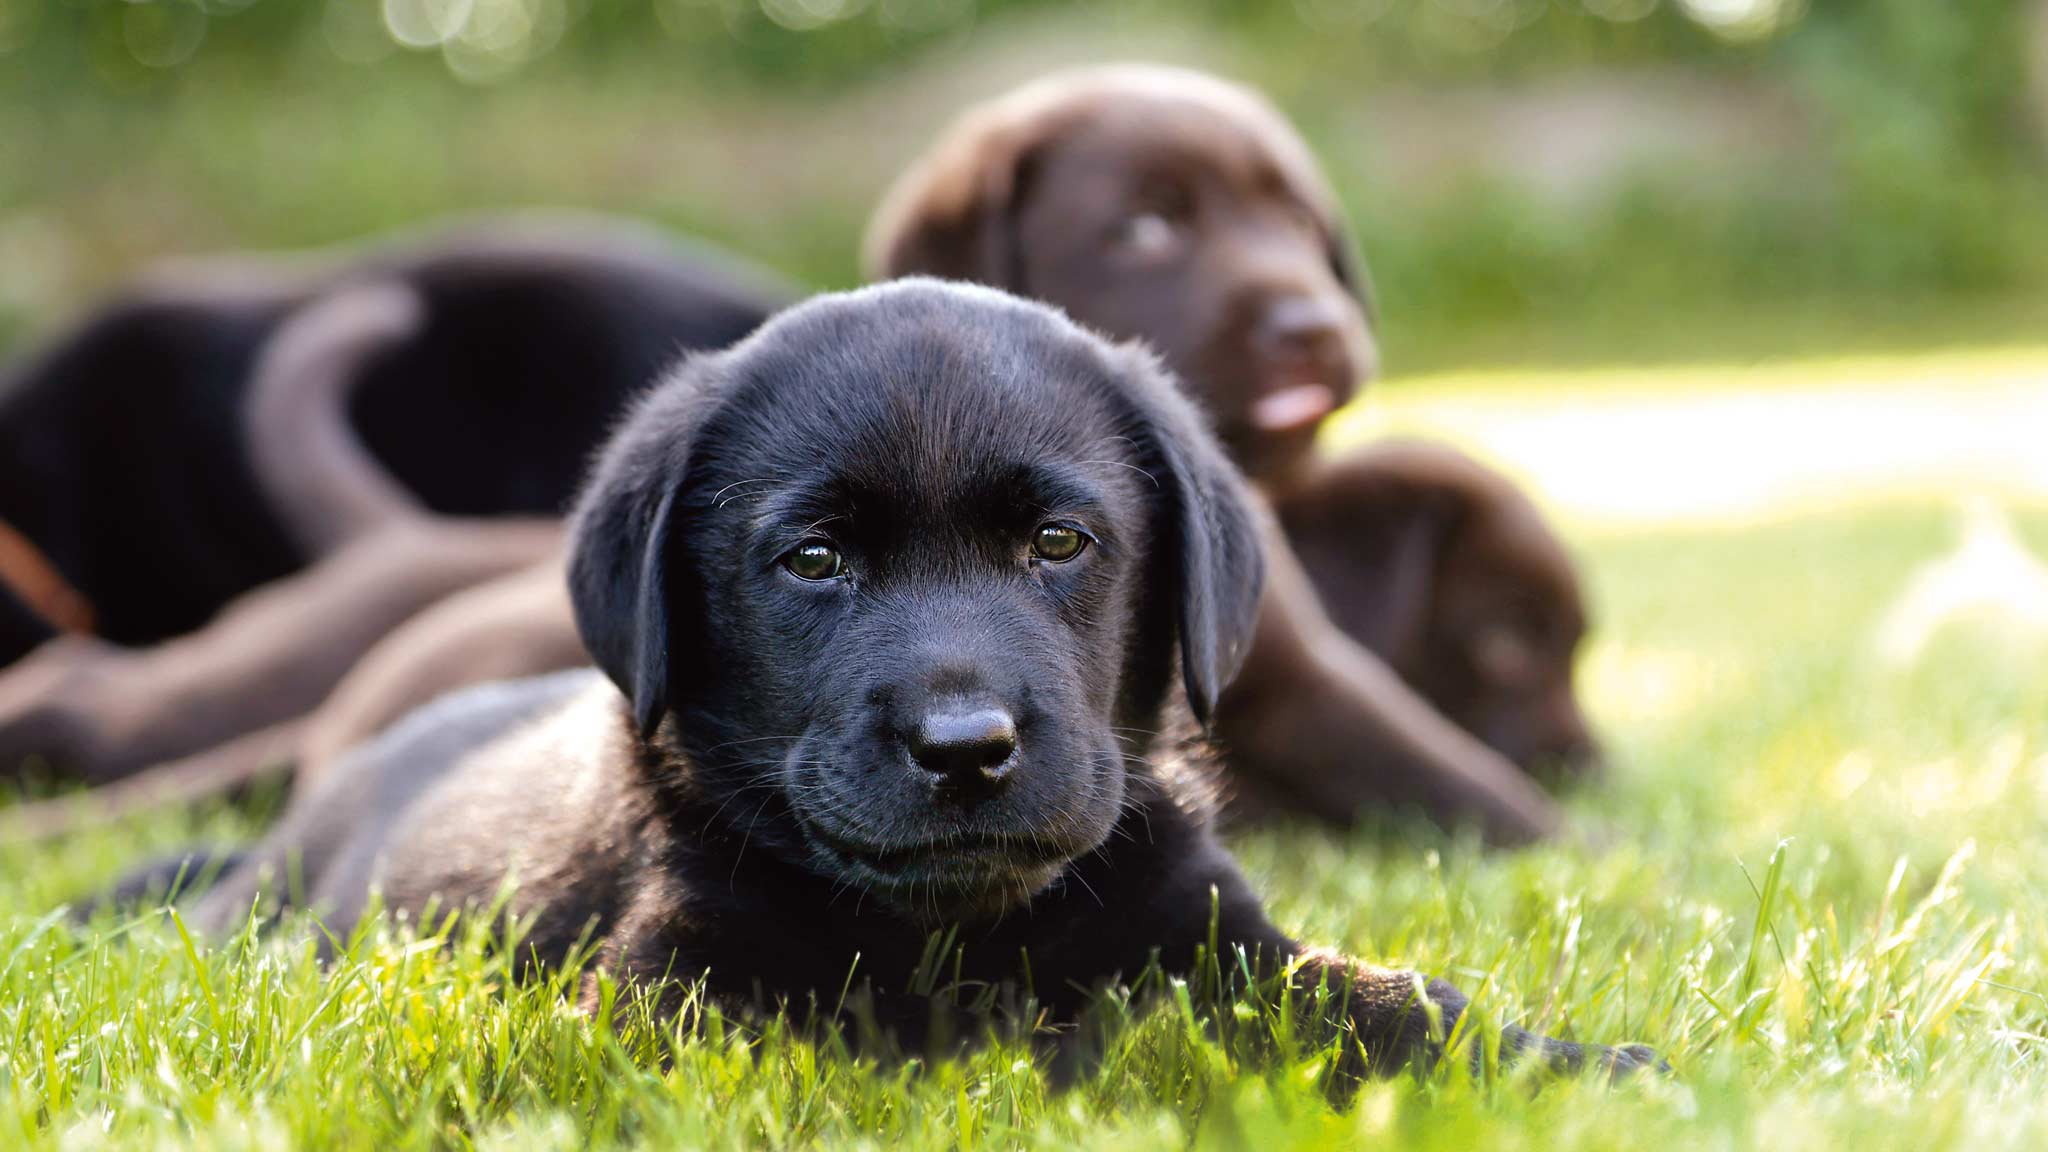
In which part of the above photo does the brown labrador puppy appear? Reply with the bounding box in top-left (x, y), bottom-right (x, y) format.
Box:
top-left (865, 65), bottom-right (1593, 824)
top-left (1280, 439), bottom-right (1597, 781)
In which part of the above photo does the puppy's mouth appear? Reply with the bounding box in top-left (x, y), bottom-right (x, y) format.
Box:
top-left (810, 823), bottom-right (1074, 876)
top-left (1248, 378), bottom-right (1339, 434)
top-left (803, 822), bottom-right (1077, 912)
top-left (1241, 360), bottom-right (1358, 437)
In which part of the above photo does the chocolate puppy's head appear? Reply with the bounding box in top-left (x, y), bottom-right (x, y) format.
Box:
top-left (569, 280), bottom-right (1262, 923)
top-left (866, 64), bottom-right (1376, 481)
top-left (1296, 442), bottom-right (1599, 783)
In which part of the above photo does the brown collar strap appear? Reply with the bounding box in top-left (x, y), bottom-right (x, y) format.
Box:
top-left (0, 518), bottom-right (94, 634)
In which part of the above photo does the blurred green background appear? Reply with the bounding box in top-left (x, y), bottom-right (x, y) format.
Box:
top-left (2, 0), bottom-right (2045, 373)
top-left (9, 8), bottom-right (2048, 1148)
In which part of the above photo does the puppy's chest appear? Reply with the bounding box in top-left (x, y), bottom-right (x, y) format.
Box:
top-left (664, 897), bottom-right (1116, 1029)
top-left (627, 788), bottom-right (1203, 1021)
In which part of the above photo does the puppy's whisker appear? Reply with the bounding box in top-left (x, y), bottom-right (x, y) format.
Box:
top-left (1067, 867), bottom-right (1104, 909)
top-left (728, 796), bottom-right (773, 892)
top-left (699, 733), bottom-right (808, 754)
top-left (697, 776), bottom-right (786, 833)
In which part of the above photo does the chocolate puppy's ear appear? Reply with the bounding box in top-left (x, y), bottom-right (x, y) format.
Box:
top-left (1344, 496), bottom-right (1455, 666)
top-left (1326, 220), bottom-right (1380, 330)
top-left (1109, 346), bottom-right (1266, 728)
top-left (862, 103), bottom-right (1057, 290)
top-left (567, 356), bottom-right (725, 736)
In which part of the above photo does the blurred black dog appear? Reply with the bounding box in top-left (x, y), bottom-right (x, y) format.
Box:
top-left (0, 216), bottom-right (788, 661)
top-left (182, 281), bottom-right (1654, 1079)
top-left (0, 218), bottom-right (792, 791)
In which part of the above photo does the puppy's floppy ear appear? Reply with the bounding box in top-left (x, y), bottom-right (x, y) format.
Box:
top-left (1109, 346), bottom-right (1266, 728)
top-left (567, 356), bottom-right (726, 736)
top-left (1326, 219), bottom-right (1380, 329)
top-left (862, 103), bottom-right (1059, 289)
top-left (1346, 494), bottom-right (1455, 664)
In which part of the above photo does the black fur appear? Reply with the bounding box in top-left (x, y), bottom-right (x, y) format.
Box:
top-left (0, 219), bottom-right (789, 649)
top-left (174, 281), bottom-right (1655, 1084)
top-left (0, 583), bottom-right (52, 667)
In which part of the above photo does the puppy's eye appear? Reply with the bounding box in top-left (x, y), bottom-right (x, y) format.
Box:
top-left (1031, 524), bottom-right (1088, 563)
top-left (1118, 212), bottom-right (1179, 257)
top-left (1472, 625), bottom-right (1535, 684)
top-left (782, 540), bottom-right (844, 582)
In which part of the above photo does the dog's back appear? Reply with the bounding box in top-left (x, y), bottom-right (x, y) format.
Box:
top-left (0, 217), bottom-right (793, 651)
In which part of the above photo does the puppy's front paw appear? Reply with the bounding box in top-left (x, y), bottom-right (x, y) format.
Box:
top-left (0, 635), bottom-right (118, 779)
top-left (1599, 1042), bottom-right (1667, 1080)
top-left (1499, 1025), bottom-right (1667, 1082)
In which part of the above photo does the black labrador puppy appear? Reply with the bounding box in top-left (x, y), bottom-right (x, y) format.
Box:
top-left (183, 281), bottom-right (1654, 1080)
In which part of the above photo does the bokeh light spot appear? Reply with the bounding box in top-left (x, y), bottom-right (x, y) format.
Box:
top-left (1679, 0), bottom-right (1803, 41)
top-left (123, 0), bottom-right (207, 69)
top-left (383, 0), bottom-right (475, 48)
top-left (760, 0), bottom-right (866, 33)
top-left (1583, 0), bottom-right (1658, 22)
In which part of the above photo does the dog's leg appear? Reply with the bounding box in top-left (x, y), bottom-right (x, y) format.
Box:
top-left (0, 521), bottom-right (562, 788)
top-left (1169, 848), bottom-right (1657, 1084)
top-left (296, 560), bottom-right (582, 786)
top-left (0, 718), bottom-right (302, 844)
top-left (72, 847), bottom-right (253, 922)
top-left (1215, 514), bottom-right (1561, 844)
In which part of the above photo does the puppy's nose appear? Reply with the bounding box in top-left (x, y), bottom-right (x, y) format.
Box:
top-left (1550, 735), bottom-right (1605, 783)
top-left (907, 706), bottom-right (1017, 788)
top-left (1255, 293), bottom-right (1350, 364)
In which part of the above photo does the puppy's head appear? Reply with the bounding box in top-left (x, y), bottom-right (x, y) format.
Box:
top-left (570, 280), bottom-right (1262, 923)
top-left (865, 64), bottom-right (1377, 481)
top-left (1322, 442), bottom-right (1598, 783)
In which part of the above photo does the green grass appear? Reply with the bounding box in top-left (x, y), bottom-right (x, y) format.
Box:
top-left (6, 468), bottom-right (2048, 1148)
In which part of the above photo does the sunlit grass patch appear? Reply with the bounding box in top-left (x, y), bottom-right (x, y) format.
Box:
top-left (1322, 354), bottom-right (2048, 531)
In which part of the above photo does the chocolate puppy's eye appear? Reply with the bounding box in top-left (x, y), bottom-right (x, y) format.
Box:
top-left (1031, 524), bottom-right (1088, 563)
top-left (782, 540), bottom-right (844, 581)
top-left (1118, 211), bottom-right (1179, 257)
top-left (1472, 624), bottom-right (1535, 684)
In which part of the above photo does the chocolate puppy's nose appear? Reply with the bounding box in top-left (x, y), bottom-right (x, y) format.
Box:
top-left (1545, 734), bottom-right (1605, 785)
top-left (908, 706), bottom-right (1017, 787)
top-left (1256, 294), bottom-right (1348, 362)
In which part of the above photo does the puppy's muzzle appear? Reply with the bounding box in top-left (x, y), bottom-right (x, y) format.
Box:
top-left (1254, 292), bottom-right (1353, 369)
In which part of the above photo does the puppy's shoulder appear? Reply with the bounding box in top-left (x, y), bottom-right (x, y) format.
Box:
top-left (378, 668), bottom-right (648, 840)
top-left (334, 672), bottom-right (660, 944)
